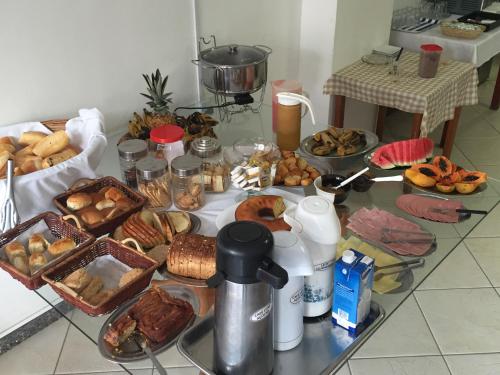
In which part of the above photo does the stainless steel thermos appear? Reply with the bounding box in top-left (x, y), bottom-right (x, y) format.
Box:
top-left (208, 221), bottom-right (288, 375)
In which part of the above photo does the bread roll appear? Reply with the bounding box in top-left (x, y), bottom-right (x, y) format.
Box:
top-left (13, 167), bottom-right (23, 176)
top-left (20, 156), bottom-right (43, 174)
top-left (47, 238), bottom-right (76, 257)
top-left (0, 136), bottom-right (14, 146)
top-left (0, 150), bottom-right (12, 175)
top-left (28, 233), bottom-right (49, 254)
top-left (95, 199), bottom-right (115, 211)
top-left (80, 276), bottom-right (104, 301)
top-left (41, 147), bottom-right (78, 168)
top-left (18, 131), bottom-right (47, 146)
top-left (104, 187), bottom-right (126, 202)
top-left (62, 268), bottom-right (92, 292)
top-left (115, 197), bottom-right (133, 211)
top-left (0, 144), bottom-right (15, 154)
top-left (66, 192), bottom-right (92, 211)
top-left (12, 255), bottom-right (29, 275)
top-left (32, 130), bottom-right (69, 157)
top-left (5, 241), bottom-right (27, 263)
top-left (29, 253), bottom-right (47, 274)
top-left (118, 268), bottom-right (143, 288)
top-left (15, 145), bottom-right (34, 158)
top-left (80, 207), bottom-right (104, 225)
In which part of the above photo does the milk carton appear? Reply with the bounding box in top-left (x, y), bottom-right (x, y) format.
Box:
top-left (332, 249), bottom-right (374, 332)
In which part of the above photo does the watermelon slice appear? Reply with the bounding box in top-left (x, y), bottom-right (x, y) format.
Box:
top-left (371, 138), bottom-right (434, 169)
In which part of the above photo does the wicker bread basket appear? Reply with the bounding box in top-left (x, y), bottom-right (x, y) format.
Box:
top-left (440, 22), bottom-right (484, 39)
top-left (0, 212), bottom-right (95, 289)
top-left (42, 237), bottom-right (158, 316)
top-left (53, 176), bottom-right (146, 237)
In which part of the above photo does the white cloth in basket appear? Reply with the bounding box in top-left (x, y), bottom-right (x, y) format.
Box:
top-left (0, 108), bottom-right (108, 221)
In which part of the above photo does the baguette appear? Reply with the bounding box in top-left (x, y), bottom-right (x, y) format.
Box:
top-left (18, 131), bottom-right (47, 146)
top-left (32, 130), bottom-right (69, 157)
top-left (41, 147), bottom-right (78, 168)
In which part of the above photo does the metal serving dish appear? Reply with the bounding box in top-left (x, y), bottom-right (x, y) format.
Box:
top-left (177, 302), bottom-right (385, 375)
top-left (98, 284), bottom-right (199, 363)
top-left (300, 128), bottom-right (378, 171)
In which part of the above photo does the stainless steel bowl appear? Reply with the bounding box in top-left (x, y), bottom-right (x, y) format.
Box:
top-left (300, 128), bottom-right (379, 171)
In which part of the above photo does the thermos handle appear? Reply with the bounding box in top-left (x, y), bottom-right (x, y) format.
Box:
top-left (276, 92), bottom-right (316, 126)
top-left (256, 257), bottom-right (288, 289)
top-left (207, 271), bottom-right (225, 288)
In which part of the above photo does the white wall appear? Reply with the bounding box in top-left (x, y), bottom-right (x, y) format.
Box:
top-left (331, 0), bottom-right (394, 131)
top-left (0, 0), bottom-right (198, 133)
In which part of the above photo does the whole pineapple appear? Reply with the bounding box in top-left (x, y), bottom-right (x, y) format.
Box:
top-left (128, 69), bottom-right (177, 139)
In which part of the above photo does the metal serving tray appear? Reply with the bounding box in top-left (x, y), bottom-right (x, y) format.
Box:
top-left (177, 301), bottom-right (385, 375)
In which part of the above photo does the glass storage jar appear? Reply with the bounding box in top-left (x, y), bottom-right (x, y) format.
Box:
top-left (171, 154), bottom-right (205, 211)
top-left (189, 136), bottom-right (230, 193)
top-left (118, 139), bottom-right (148, 189)
top-left (149, 125), bottom-right (185, 165)
top-left (136, 157), bottom-right (171, 208)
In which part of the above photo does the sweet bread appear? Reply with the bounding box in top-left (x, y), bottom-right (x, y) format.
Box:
top-left (104, 187), bottom-right (126, 202)
top-left (86, 288), bottom-right (116, 306)
top-left (29, 253), bottom-right (47, 274)
top-left (5, 241), bottom-right (27, 263)
top-left (235, 195), bottom-right (290, 232)
top-left (80, 276), bottom-right (104, 301)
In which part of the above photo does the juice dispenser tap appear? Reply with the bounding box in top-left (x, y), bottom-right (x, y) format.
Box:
top-left (276, 92), bottom-right (316, 151)
top-left (208, 221), bottom-right (288, 375)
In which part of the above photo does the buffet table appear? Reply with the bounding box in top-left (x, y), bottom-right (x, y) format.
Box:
top-left (390, 14), bottom-right (500, 110)
top-left (323, 51), bottom-right (478, 158)
top-left (30, 105), bottom-right (499, 374)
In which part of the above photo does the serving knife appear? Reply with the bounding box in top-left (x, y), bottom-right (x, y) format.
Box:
top-left (430, 208), bottom-right (488, 215)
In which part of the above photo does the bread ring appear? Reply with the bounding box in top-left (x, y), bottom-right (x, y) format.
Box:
top-left (235, 195), bottom-right (290, 232)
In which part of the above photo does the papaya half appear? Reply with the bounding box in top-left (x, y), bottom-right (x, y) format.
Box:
top-left (410, 164), bottom-right (442, 180)
top-left (433, 156), bottom-right (454, 176)
top-left (455, 182), bottom-right (479, 194)
top-left (436, 182), bottom-right (456, 193)
top-left (405, 168), bottom-right (437, 187)
top-left (460, 171), bottom-right (487, 185)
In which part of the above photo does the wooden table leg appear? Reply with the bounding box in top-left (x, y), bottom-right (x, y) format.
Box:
top-left (491, 64), bottom-right (500, 110)
top-left (442, 107), bottom-right (462, 158)
top-left (334, 95), bottom-right (346, 128)
top-left (440, 122), bottom-right (449, 148)
top-left (376, 106), bottom-right (387, 140)
top-left (411, 113), bottom-right (423, 139)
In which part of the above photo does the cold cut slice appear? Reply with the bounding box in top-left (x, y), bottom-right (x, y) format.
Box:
top-left (396, 194), bottom-right (463, 223)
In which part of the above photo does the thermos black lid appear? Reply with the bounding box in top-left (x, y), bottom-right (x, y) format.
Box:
top-left (208, 221), bottom-right (288, 288)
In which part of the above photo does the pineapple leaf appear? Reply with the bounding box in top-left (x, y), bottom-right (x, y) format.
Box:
top-left (161, 75), bottom-right (168, 93)
top-left (142, 74), bottom-right (152, 90)
top-left (140, 93), bottom-right (154, 100)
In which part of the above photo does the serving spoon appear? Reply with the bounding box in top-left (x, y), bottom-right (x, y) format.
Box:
top-left (333, 167), bottom-right (370, 189)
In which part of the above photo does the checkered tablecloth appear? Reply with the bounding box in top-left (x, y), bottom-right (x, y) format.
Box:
top-left (323, 52), bottom-right (478, 136)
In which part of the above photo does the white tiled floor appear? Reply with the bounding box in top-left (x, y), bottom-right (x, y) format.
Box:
top-left (1, 61), bottom-right (499, 375)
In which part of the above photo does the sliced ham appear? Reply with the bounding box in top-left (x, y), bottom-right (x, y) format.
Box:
top-left (396, 194), bottom-right (463, 223)
top-left (347, 207), bottom-right (433, 256)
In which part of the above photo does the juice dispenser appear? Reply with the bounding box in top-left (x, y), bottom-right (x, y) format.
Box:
top-left (275, 92), bottom-right (316, 151)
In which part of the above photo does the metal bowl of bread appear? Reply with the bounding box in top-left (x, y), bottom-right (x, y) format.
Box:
top-left (300, 127), bottom-right (378, 170)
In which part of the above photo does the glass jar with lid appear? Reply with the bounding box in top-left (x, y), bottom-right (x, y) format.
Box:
top-left (117, 139), bottom-right (148, 189)
top-left (171, 154), bottom-right (205, 211)
top-left (136, 157), bottom-right (171, 209)
top-left (149, 125), bottom-right (185, 165)
top-left (190, 136), bottom-right (230, 193)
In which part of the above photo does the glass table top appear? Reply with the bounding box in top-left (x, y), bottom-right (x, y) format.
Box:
top-left (34, 104), bottom-right (499, 374)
